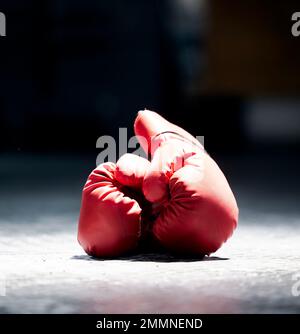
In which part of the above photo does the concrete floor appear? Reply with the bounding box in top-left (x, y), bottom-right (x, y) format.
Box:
top-left (0, 153), bottom-right (300, 313)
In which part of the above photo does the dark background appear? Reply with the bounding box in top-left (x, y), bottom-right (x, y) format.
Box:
top-left (1, 0), bottom-right (299, 156)
top-left (0, 1), bottom-right (300, 314)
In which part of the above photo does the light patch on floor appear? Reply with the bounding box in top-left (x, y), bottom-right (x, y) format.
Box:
top-left (1, 219), bottom-right (300, 313)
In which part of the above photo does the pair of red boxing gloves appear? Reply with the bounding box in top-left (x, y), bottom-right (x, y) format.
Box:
top-left (78, 110), bottom-right (238, 257)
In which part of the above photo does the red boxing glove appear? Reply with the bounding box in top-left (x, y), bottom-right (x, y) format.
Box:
top-left (78, 154), bottom-right (151, 257)
top-left (134, 110), bottom-right (239, 255)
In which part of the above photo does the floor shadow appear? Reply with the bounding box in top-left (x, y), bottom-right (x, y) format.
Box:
top-left (71, 253), bottom-right (229, 263)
